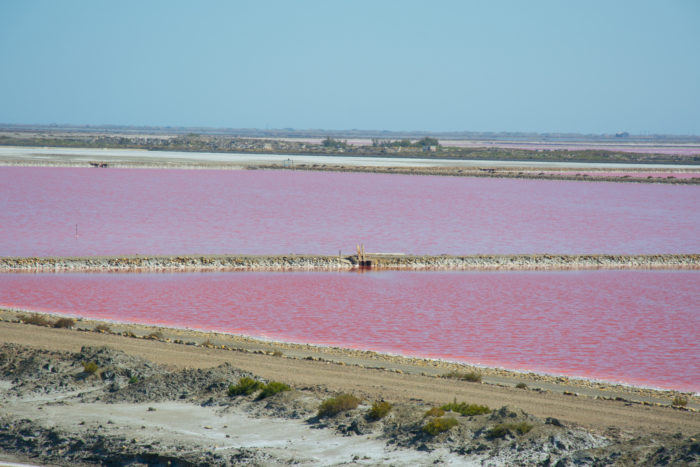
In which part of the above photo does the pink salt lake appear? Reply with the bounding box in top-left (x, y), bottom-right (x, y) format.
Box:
top-left (1, 167), bottom-right (699, 257)
top-left (1, 270), bottom-right (698, 392)
top-left (1, 167), bottom-right (699, 392)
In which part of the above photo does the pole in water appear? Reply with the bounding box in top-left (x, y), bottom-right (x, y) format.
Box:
top-left (75, 224), bottom-right (78, 239)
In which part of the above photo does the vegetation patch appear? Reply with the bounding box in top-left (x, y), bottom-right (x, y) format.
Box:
top-left (228, 377), bottom-right (264, 396)
top-left (22, 314), bottom-right (51, 327)
top-left (443, 370), bottom-right (482, 383)
top-left (257, 381), bottom-right (291, 399)
top-left (441, 401), bottom-right (491, 416)
top-left (422, 417), bottom-right (458, 436)
top-left (82, 361), bottom-right (99, 374)
top-left (94, 323), bottom-right (112, 333)
top-left (367, 401), bottom-right (392, 420)
top-left (486, 422), bottom-right (534, 439)
top-left (424, 407), bottom-right (445, 417)
top-left (515, 382), bottom-right (528, 389)
top-left (53, 317), bottom-right (75, 329)
top-left (317, 394), bottom-right (361, 418)
top-left (671, 395), bottom-right (688, 407)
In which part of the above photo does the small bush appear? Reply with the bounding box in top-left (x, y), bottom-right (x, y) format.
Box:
top-left (228, 377), bottom-right (264, 396)
top-left (128, 376), bottom-right (139, 385)
top-left (424, 407), bottom-right (445, 417)
top-left (271, 350), bottom-right (283, 357)
top-left (95, 324), bottom-right (112, 333)
top-left (147, 331), bottom-right (163, 340)
top-left (486, 422), bottom-right (533, 439)
top-left (22, 314), bottom-right (51, 326)
top-left (671, 395), bottom-right (688, 407)
top-left (422, 417), bottom-right (458, 436)
top-left (53, 317), bottom-right (75, 329)
top-left (444, 371), bottom-right (482, 383)
top-left (318, 394), bottom-right (361, 417)
top-left (486, 424), bottom-right (508, 439)
top-left (257, 381), bottom-right (291, 399)
top-left (368, 401), bottom-right (392, 420)
top-left (82, 361), bottom-right (99, 374)
top-left (515, 382), bottom-right (528, 389)
top-left (441, 401), bottom-right (491, 416)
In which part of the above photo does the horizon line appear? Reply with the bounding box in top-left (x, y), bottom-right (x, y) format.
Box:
top-left (1, 122), bottom-right (700, 140)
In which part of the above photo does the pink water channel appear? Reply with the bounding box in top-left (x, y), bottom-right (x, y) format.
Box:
top-left (1, 270), bottom-right (698, 392)
top-left (2, 167), bottom-right (700, 257)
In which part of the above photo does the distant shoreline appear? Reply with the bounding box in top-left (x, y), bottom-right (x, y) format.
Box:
top-left (2, 148), bottom-right (700, 184)
top-left (2, 253), bottom-right (698, 272)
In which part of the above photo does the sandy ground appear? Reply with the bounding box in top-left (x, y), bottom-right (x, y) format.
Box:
top-left (2, 399), bottom-right (467, 466)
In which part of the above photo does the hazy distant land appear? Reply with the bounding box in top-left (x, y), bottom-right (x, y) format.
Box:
top-left (2, 124), bottom-right (700, 165)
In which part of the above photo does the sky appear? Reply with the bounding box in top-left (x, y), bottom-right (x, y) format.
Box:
top-left (1, 1), bottom-right (699, 135)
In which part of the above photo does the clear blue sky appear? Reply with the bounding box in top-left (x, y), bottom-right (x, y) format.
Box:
top-left (1, 1), bottom-right (699, 134)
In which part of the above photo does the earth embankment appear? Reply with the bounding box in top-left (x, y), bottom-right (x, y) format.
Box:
top-left (1, 253), bottom-right (698, 272)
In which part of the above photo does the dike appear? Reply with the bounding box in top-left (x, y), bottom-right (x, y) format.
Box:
top-left (0, 253), bottom-right (698, 272)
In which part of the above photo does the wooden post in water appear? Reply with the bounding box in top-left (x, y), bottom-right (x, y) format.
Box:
top-left (356, 243), bottom-right (371, 268)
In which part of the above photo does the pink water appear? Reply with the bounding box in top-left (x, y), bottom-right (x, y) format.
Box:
top-left (2, 167), bottom-right (699, 257)
top-left (1, 270), bottom-right (698, 392)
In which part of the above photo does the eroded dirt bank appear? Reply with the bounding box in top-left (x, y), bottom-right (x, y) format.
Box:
top-left (1, 324), bottom-right (698, 466)
top-left (1, 253), bottom-right (698, 272)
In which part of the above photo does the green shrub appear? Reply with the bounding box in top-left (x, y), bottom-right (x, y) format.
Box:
top-left (257, 381), bottom-right (291, 399)
top-left (441, 401), bottom-right (491, 416)
top-left (53, 317), bottom-right (75, 329)
top-left (82, 361), bottom-right (99, 374)
top-left (22, 314), bottom-right (51, 326)
top-left (443, 371), bottom-right (482, 383)
top-left (318, 394), bottom-right (361, 417)
top-left (486, 424), bottom-right (508, 439)
top-left (671, 395), bottom-right (688, 407)
top-left (128, 376), bottom-right (139, 385)
top-left (367, 401), bottom-right (392, 420)
top-left (228, 377), bottom-right (264, 396)
top-left (515, 382), bottom-right (528, 389)
top-left (424, 407), bottom-right (445, 417)
top-left (422, 417), bottom-right (458, 435)
top-left (486, 422), bottom-right (533, 439)
top-left (95, 323), bottom-right (112, 333)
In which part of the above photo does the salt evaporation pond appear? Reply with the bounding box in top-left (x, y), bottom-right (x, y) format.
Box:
top-left (1, 270), bottom-right (698, 392)
top-left (2, 167), bottom-right (700, 257)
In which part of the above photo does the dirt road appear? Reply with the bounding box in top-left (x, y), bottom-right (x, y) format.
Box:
top-left (1, 318), bottom-right (696, 435)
